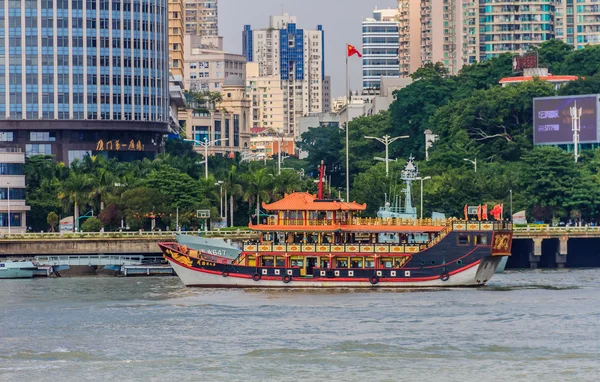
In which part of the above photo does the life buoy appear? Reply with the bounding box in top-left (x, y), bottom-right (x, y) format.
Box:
top-left (252, 273), bottom-right (261, 282)
top-left (440, 272), bottom-right (450, 282)
top-left (370, 275), bottom-right (379, 285)
top-left (326, 269), bottom-right (335, 278)
top-left (282, 275), bottom-right (292, 284)
top-left (222, 270), bottom-right (229, 278)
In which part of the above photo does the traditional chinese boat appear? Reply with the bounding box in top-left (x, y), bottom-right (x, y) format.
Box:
top-left (159, 191), bottom-right (513, 288)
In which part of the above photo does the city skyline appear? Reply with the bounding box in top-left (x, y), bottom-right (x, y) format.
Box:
top-left (219, 0), bottom-right (397, 97)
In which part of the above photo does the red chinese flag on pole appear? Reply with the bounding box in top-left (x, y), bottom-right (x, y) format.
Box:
top-left (347, 44), bottom-right (362, 58)
top-left (482, 205), bottom-right (488, 220)
top-left (477, 205), bottom-right (482, 221)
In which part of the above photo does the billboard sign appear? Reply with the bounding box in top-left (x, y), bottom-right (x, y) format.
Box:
top-left (533, 95), bottom-right (600, 145)
top-left (513, 52), bottom-right (538, 73)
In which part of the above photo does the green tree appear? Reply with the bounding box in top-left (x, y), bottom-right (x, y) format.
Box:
top-left (81, 217), bottom-right (102, 232)
top-left (58, 172), bottom-right (94, 231)
top-left (520, 147), bottom-right (578, 221)
top-left (241, 167), bottom-right (273, 224)
top-left (46, 211), bottom-right (59, 232)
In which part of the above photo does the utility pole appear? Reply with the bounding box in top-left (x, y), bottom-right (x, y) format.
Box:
top-left (463, 158), bottom-right (477, 172)
top-left (570, 100), bottom-right (582, 163)
top-left (184, 138), bottom-right (227, 179)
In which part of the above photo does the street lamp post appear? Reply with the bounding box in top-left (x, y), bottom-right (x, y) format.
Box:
top-left (364, 135), bottom-right (409, 176)
top-left (416, 176), bottom-right (431, 221)
top-left (463, 158), bottom-right (477, 172)
top-left (510, 189), bottom-right (513, 220)
top-left (215, 181), bottom-right (224, 220)
top-left (184, 138), bottom-right (227, 179)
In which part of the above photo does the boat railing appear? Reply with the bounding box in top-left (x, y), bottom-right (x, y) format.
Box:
top-left (451, 221), bottom-right (512, 231)
top-left (265, 217), bottom-right (453, 227)
top-left (242, 242), bottom-right (426, 254)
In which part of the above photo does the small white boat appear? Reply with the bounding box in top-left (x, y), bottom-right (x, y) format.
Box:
top-left (0, 260), bottom-right (37, 279)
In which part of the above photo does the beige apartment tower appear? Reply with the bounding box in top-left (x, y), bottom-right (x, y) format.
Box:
top-left (169, 0), bottom-right (185, 78)
top-left (184, 0), bottom-right (218, 36)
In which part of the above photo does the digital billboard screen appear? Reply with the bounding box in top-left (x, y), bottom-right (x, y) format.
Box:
top-left (533, 95), bottom-right (599, 145)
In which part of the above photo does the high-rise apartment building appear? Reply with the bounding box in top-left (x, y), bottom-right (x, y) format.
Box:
top-left (169, 0), bottom-right (185, 78)
top-left (396, 0), bottom-right (600, 76)
top-left (184, 0), bottom-right (218, 36)
top-left (362, 9), bottom-right (400, 90)
top-left (398, 0), bottom-right (463, 76)
top-left (0, 0), bottom-right (171, 163)
top-left (246, 63), bottom-right (285, 132)
top-left (242, 14), bottom-right (326, 136)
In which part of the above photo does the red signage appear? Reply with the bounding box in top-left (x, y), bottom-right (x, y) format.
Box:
top-left (512, 52), bottom-right (538, 72)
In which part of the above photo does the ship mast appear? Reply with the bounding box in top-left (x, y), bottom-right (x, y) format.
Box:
top-left (401, 156), bottom-right (418, 214)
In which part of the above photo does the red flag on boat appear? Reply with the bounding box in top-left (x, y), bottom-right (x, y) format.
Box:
top-left (482, 205), bottom-right (488, 220)
top-left (477, 205), bottom-right (482, 221)
top-left (490, 204), bottom-right (504, 220)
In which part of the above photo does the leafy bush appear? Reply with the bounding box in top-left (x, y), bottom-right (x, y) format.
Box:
top-left (81, 217), bottom-right (102, 232)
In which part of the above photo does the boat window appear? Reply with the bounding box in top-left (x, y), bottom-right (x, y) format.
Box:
top-left (474, 234), bottom-right (488, 245)
top-left (350, 257), bottom-right (363, 268)
top-left (290, 257), bottom-right (303, 267)
top-left (320, 258), bottom-right (329, 268)
top-left (458, 235), bottom-right (470, 245)
top-left (261, 256), bottom-right (274, 266)
top-left (365, 257), bottom-right (375, 268)
top-left (275, 256), bottom-right (285, 266)
top-left (381, 257), bottom-right (393, 268)
top-left (335, 257), bottom-right (348, 268)
top-left (247, 256), bottom-right (256, 267)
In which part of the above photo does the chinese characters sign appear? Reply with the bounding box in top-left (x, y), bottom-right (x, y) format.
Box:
top-left (533, 95), bottom-right (599, 145)
top-left (96, 139), bottom-right (145, 151)
top-left (512, 52), bottom-right (538, 72)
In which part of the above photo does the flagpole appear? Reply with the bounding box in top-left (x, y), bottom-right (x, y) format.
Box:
top-left (345, 44), bottom-right (350, 202)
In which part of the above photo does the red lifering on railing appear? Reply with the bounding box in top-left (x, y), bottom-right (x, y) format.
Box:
top-left (252, 273), bottom-right (261, 282)
top-left (370, 275), bottom-right (379, 285)
top-left (282, 275), bottom-right (292, 283)
top-left (222, 271), bottom-right (229, 278)
top-left (440, 272), bottom-right (450, 282)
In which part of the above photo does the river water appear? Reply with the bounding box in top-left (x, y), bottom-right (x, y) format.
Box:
top-left (1, 269), bottom-right (599, 381)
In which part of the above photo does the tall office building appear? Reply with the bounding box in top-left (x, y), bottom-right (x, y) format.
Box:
top-left (0, 0), bottom-right (170, 163)
top-left (169, 0), bottom-right (185, 78)
top-left (243, 14), bottom-right (326, 136)
top-left (362, 8), bottom-right (400, 90)
top-left (184, 0), bottom-right (218, 36)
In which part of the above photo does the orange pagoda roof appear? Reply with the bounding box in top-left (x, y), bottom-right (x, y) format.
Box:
top-left (262, 192), bottom-right (366, 211)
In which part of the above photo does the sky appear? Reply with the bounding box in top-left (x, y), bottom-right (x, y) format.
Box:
top-left (219, 0), bottom-right (398, 97)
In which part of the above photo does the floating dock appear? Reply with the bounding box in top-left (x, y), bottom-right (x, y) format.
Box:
top-left (120, 265), bottom-right (175, 277)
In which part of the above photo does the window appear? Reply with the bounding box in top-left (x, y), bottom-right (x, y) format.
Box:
top-left (0, 188), bottom-right (26, 200)
top-left (335, 257), bottom-right (348, 268)
top-left (0, 132), bottom-right (14, 142)
top-left (68, 150), bottom-right (92, 165)
top-left (26, 144), bottom-right (52, 157)
top-left (0, 213), bottom-right (22, 228)
top-left (365, 257), bottom-right (375, 268)
top-left (0, 163), bottom-right (23, 175)
top-left (30, 132), bottom-right (56, 142)
top-left (474, 234), bottom-right (488, 245)
top-left (458, 235), bottom-right (470, 245)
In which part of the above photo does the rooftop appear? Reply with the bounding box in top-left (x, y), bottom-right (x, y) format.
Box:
top-left (262, 192), bottom-right (366, 212)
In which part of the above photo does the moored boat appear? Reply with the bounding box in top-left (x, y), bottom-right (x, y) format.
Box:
top-left (174, 234), bottom-right (241, 261)
top-left (159, 192), bottom-right (512, 288)
top-left (0, 260), bottom-right (37, 279)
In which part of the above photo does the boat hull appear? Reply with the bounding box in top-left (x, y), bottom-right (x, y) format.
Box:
top-left (0, 261), bottom-right (36, 279)
top-left (163, 250), bottom-right (502, 288)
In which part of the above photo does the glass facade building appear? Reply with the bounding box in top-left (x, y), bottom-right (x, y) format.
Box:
top-left (362, 9), bottom-right (400, 90)
top-left (0, 0), bottom-right (170, 163)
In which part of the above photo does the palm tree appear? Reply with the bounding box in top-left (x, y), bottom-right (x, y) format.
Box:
top-left (89, 168), bottom-right (117, 211)
top-left (242, 168), bottom-right (273, 225)
top-left (58, 172), bottom-right (94, 232)
top-left (224, 165), bottom-right (243, 227)
top-left (273, 170), bottom-right (300, 199)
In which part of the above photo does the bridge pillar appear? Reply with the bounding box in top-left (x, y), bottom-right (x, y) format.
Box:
top-left (556, 236), bottom-right (568, 268)
top-left (529, 238), bottom-right (544, 269)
